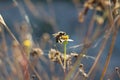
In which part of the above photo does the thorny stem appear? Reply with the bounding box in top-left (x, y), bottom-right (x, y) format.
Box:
top-left (63, 41), bottom-right (67, 72)
top-left (100, 24), bottom-right (119, 79)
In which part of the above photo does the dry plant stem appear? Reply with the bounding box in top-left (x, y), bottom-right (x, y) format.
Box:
top-left (32, 57), bottom-right (47, 80)
top-left (88, 15), bottom-right (120, 77)
top-left (83, 11), bottom-right (96, 46)
top-left (0, 26), bottom-right (14, 79)
top-left (72, 0), bottom-right (82, 12)
top-left (0, 44), bottom-right (10, 80)
top-left (65, 11), bottom-right (116, 80)
top-left (65, 48), bottom-right (87, 80)
top-left (100, 27), bottom-right (118, 79)
top-left (88, 1), bottom-right (117, 77)
top-left (2, 24), bottom-right (30, 80)
top-left (0, 26), bottom-right (7, 55)
top-left (0, 26), bottom-right (17, 78)
top-left (3, 24), bottom-right (19, 44)
top-left (116, 67), bottom-right (120, 78)
top-left (13, 0), bottom-right (26, 20)
top-left (86, 11), bottom-right (96, 38)
top-left (87, 37), bottom-right (108, 77)
top-left (1, 22), bottom-right (42, 79)
top-left (116, 70), bottom-right (120, 78)
top-left (65, 11), bottom-right (96, 80)
top-left (57, 56), bottom-right (64, 70)
top-left (29, 63), bottom-right (42, 80)
top-left (4, 24), bottom-right (42, 79)
top-left (73, 70), bottom-right (80, 80)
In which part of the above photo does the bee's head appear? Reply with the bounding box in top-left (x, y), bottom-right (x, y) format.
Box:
top-left (58, 31), bottom-right (66, 35)
top-left (53, 31), bottom-right (66, 37)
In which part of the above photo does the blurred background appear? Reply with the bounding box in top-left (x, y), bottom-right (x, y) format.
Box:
top-left (0, 0), bottom-right (120, 80)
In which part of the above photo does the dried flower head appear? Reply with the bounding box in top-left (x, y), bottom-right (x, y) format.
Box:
top-left (48, 49), bottom-right (61, 62)
top-left (30, 48), bottom-right (43, 57)
top-left (95, 15), bottom-right (104, 25)
top-left (115, 67), bottom-right (119, 71)
top-left (78, 12), bottom-right (85, 22)
top-left (79, 64), bottom-right (88, 78)
top-left (42, 33), bottom-right (50, 41)
top-left (112, 0), bottom-right (120, 16)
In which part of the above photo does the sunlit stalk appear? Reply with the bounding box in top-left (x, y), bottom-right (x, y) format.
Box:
top-left (63, 41), bottom-right (68, 72)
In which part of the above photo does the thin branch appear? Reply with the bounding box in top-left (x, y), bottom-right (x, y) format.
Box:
top-left (87, 15), bottom-right (120, 77)
top-left (65, 10), bottom-right (98, 80)
top-left (0, 15), bottom-right (42, 80)
top-left (100, 26), bottom-right (118, 80)
top-left (65, 48), bottom-right (87, 80)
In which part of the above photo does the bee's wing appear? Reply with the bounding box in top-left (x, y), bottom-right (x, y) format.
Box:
top-left (59, 39), bottom-right (73, 43)
top-left (69, 39), bottom-right (74, 41)
top-left (52, 33), bottom-right (58, 37)
top-left (69, 44), bottom-right (83, 49)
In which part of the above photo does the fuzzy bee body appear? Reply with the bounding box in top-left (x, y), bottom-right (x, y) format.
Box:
top-left (53, 31), bottom-right (73, 43)
top-left (53, 31), bottom-right (66, 43)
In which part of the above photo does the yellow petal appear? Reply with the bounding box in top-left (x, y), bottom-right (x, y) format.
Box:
top-left (23, 39), bottom-right (32, 47)
top-left (61, 35), bottom-right (69, 41)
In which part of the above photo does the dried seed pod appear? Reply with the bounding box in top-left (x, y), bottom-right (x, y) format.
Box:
top-left (48, 49), bottom-right (61, 62)
top-left (79, 64), bottom-right (88, 78)
top-left (70, 53), bottom-right (78, 58)
top-left (84, 2), bottom-right (94, 10)
top-left (79, 64), bottom-right (83, 68)
top-left (95, 15), bottom-right (104, 25)
top-left (115, 67), bottom-right (119, 71)
top-left (30, 48), bottom-right (43, 57)
top-left (42, 33), bottom-right (50, 41)
top-left (78, 12), bottom-right (85, 22)
top-left (115, 67), bottom-right (120, 78)
top-left (112, 0), bottom-right (120, 16)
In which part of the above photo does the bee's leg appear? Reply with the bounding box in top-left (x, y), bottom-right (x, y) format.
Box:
top-left (59, 39), bottom-right (63, 43)
top-left (56, 38), bottom-right (59, 43)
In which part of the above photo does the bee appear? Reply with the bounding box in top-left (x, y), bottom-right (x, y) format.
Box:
top-left (53, 31), bottom-right (66, 43)
top-left (53, 31), bottom-right (73, 43)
